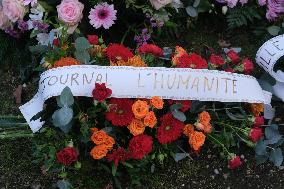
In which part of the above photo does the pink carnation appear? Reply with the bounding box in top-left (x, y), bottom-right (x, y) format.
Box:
top-left (265, 0), bottom-right (284, 21)
top-left (57, 0), bottom-right (84, 26)
top-left (88, 3), bottom-right (117, 29)
top-left (0, 6), bottom-right (10, 29)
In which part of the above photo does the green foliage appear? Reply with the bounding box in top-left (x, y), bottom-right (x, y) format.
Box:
top-left (227, 6), bottom-right (261, 30)
top-left (74, 37), bottom-right (91, 64)
top-left (170, 104), bottom-right (186, 122)
top-left (57, 180), bottom-right (73, 189)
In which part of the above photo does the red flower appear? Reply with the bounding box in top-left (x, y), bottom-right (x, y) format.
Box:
top-left (209, 54), bottom-right (225, 66)
top-left (87, 35), bottom-right (99, 45)
top-left (242, 58), bottom-right (254, 74)
top-left (128, 134), bottom-right (153, 159)
top-left (249, 127), bottom-right (263, 142)
top-left (56, 147), bottom-right (78, 166)
top-left (227, 50), bottom-right (240, 64)
top-left (177, 53), bottom-right (208, 69)
top-left (92, 83), bottom-right (112, 102)
top-left (138, 44), bottom-right (163, 57)
top-left (224, 68), bottom-right (235, 73)
top-left (157, 113), bottom-right (185, 144)
top-left (254, 116), bottom-right (264, 127)
top-left (228, 156), bottom-right (242, 169)
top-left (107, 147), bottom-right (130, 166)
top-left (106, 43), bottom-right (134, 62)
top-left (105, 98), bottom-right (134, 126)
top-left (168, 100), bottom-right (191, 112)
top-left (53, 38), bottom-right (59, 46)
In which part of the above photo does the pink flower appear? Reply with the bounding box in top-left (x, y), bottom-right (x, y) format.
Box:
top-left (258, 0), bottom-right (267, 6)
top-left (239, 0), bottom-right (248, 5)
top-left (57, 0), bottom-right (84, 26)
top-left (228, 155), bottom-right (242, 169)
top-left (88, 3), bottom-right (117, 29)
top-left (2, 0), bottom-right (26, 23)
top-left (226, 0), bottom-right (238, 8)
top-left (0, 6), bottom-right (10, 29)
top-left (265, 0), bottom-right (284, 21)
top-left (249, 127), bottom-right (263, 142)
top-left (23, 0), bottom-right (37, 7)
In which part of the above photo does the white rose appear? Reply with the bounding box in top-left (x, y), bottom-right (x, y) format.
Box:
top-left (149, 0), bottom-right (173, 10)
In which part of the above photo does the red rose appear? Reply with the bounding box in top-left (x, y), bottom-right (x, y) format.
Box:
top-left (224, 68), bottom-right (235, 73)
top-left (209, 54), bottom-right (225, 66)
top-left (87, 35), bottom-right (99, 45)
top-left (242, 58), bottom-right (254, 74)
top-left (56, 147), bottom-right (78, 166)
top-left (254, 116), bottom-right (264, 127)
top-left (249, 127), bottom-right (263, 142)
top-left (92, 83), bottom-right (112, 102)
top-left (53, 38), bottom-right (59, 46)
top-left (227, 50), bottom-right (240, 64)
top-left (128, 134), bottom-right (153, 159)
top-left (228, 156), bottom-right (242, 169)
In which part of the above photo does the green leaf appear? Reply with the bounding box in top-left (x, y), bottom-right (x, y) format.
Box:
top-left (265, 125), bottom-right (281, 142)
top-left (174, 153), bottom-right (189, 162)
top-left (186, 6), bottom-right (198, 17)
top-left (255, 154), bottom-right (268, 165)
top-left (197, 0), bottom-right (212, 12)
top-left (190, 101), bottom-right (206, 113)
top-left (74, 161), bottom-right (81, 170)
top-left (75, 50), bottom-right (90, 64)
top-left (193, 0), bottom-right (200, 7)
top-left (267, 26), bottom-right (281, 36)
top-left (225, 109), bottom-right (246, 121)
top-left (172, 110), bottom-right (186, 122)
top-left (75, 37), bottom-right (90, 51)
top-left (52, 107), bottom-right (73, 127)
top-left (269, 148), bottom-right (283, 166)
top-left (255, 140), bottom-right (267, 156)
top-left (121, 161), bottom-right (133, 168)
top-left (170, 103), bottom-right (182, 111)
top-left (59, 87), bottom-right (74, 107)
top-left (57, 180), bottom-right (72, 189)
top-left (112, 163), bottom-right (117, 176)
top-left (29, 45), bottom-right (48, 54)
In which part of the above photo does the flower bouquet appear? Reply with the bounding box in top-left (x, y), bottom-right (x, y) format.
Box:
top-left (25, 31), bottom-right (283, 188)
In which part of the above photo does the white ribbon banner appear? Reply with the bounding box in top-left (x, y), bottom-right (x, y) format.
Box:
top-left (256, 34), bottom-right (284, 101)
top-left (20, 65), bottom-right (271, 132)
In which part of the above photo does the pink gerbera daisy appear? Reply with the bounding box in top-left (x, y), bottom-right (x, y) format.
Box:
top-left (88, 3), bottom-right (117, 29)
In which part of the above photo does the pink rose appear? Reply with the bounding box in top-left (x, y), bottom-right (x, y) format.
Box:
top-left (2, 0), bottom-right (26, 23)
top-left (0, 7), bottom-right (10, 29)
top-left (149, 0), bottom-right (173, 10)
top-left (57, 0), bottom-right (84, 26)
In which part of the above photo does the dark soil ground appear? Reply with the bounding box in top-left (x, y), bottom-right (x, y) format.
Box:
top-left (1, 28), bottom-right (284, 189)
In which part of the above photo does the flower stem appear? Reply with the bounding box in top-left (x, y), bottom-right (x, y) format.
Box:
top-left (207, 134), bottom-right (230, 155)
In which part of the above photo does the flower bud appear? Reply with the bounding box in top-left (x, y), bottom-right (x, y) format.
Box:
top-left (222, 6), bottom-right (228, 15)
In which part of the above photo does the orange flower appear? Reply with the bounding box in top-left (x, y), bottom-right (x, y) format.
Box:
top-left (250, 103), bottom-right (264, 117)
top-left (90, 145), bottom-right (108, 160)
top-left (198, 111), bottom-right (211, 126)
top-left (91, 130), bottom-right (108, 145)
top-left (143, 111), bottom-right (157, 128)
top-left (53, 57), bottom-right (80, 68)
top-left (195, 122), bottom-right (205, 131)
top-left (150, 96), bottom-right (164, 109)
top-left (132, 100), bottom-right (149, 119)
top-left (183, 124), bottom-right (194, 137)
top-left (189, 131), bottom-right (206, 151)
top-left (203, 123), bottom-right (213, 134)
top-left (104, 136), bottom-right (115, 150)
top-left (127, 55), bottom-right (147, 67)
top-left (172, 46), bottom-right (187, 66)
top-left (90, 127), bottom-right (99, 133)
top-left (128, 119), bottom-right (145, 136)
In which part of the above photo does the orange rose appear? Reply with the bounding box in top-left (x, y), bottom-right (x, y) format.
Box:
top-left (91, 130), bottom-right (108, 145)
top-left (203, 123), bottom-right (213, 134)
top-left (90, 127), bottom-right (99, 133)
top-left (104, 136), bottom-right (115, 150)
top-left (249, 103), bottom-right (264, 117)
top-left (183, 124), bottom-right (194, 137)
top-left (143, 111), bottom-right (157, 128)
top-left (128, 119), bottom-right (145, 136)
top-left (150, 96), bottom-right (164, 109)
top-left (90, 145), bottom-right (108, 160)
top-left (195, 122), bottom-right (205, 131)
top-left (189, 131), bottom-right (206, 151)
top-left (132, 100), bottom-right (149, 119)
top-left (198, 111), bottom-right (211, 125)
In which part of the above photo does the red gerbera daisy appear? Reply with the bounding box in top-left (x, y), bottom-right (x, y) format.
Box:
top-left (105, 43), bottom-right (134, 62)
top-left (177, 53), bottom-right (208, 69)
top-left (157, 113), bottom-right (185, 144)
top-left (128, 134), bottom-right (153, 160)
top-left (105, 98), bottom-right (134, 126)
top-left (107, 147), bottom-right (131, 167)
top-left (138, 44), bottom-right (163, 57)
